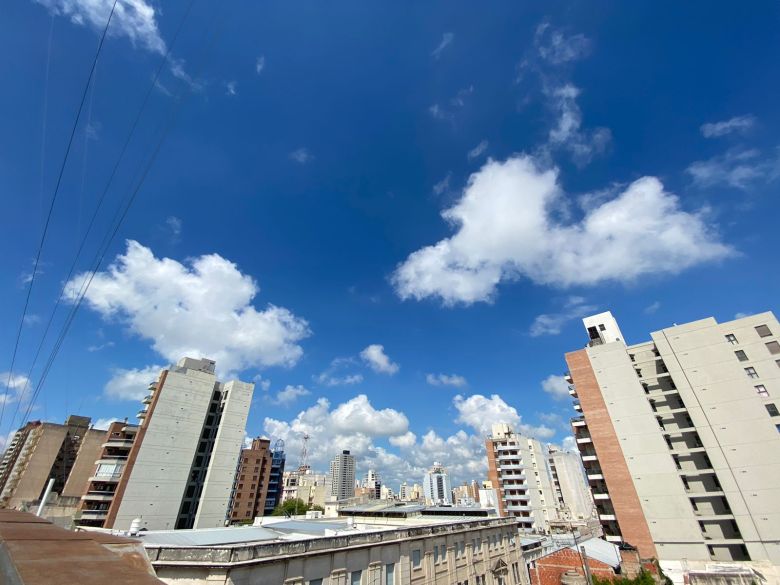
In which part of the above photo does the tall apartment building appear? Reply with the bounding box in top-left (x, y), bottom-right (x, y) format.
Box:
top-left (76, 357), bottom-right (254, 531)
top-left (329, 450), bottom-right (355, 500)
top-left (547, 446), bottom-right (594, 521)
top-left (263, 440), bottom-right (286, 515)
top-left (565, 311), bottom-right (780, 564)
top-left (423, 461), bottom-right (453, 505)
top-left (485, 424), bottom-right (558, 531)
top-left (0, 415), bottom-right (104, 509)
top-left (227, 437), bottom-right (272, 524)
top-left (363, 469), bottom-right (382, 499)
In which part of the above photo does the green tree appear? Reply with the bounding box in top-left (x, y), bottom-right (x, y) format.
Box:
top-left (271, 498), bottom-right (312, 516)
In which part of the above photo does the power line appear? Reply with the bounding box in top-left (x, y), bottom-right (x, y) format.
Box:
top-left (7, 0), bottom-right (198, 434)
top-left (19, 6), bottom-right (229, 429)
top-left (1, 0), bottom-right (119, 431)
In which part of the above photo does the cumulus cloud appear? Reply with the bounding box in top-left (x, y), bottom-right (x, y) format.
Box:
top-left (530, 296), bottom-right (597, 337)
top-left (0, 373), bottom-right (31, 406)
top-left (35, 0), bottom-right (166, 54)
top-left (535, 23), bottom-right (591, 64)
top-left (93, 417), bottom-right (121, 430)
top-left (289, 148), bottom-right (313, 164)
top-left (389, 431), bottom-right (417, 448)
top-left (700, 115), bottom-right (756, 138)
top-left (104, 365), bottom-right (163, 401)
top-left (360, 344), bottom-right (399, 375)
top-left (468, 140), bottom-right (489, 161)
top-left (426, 373), bottom-right (468, 388)
top-left (453, 393), bottom-right (554, 439)
top-left (393, 156), bottom-right (734, 305)
top-left (541, 375), bottom-right (570, 400)
top-left (561, 436), bottom-right (577, 452)
top-left (687, 147), bottom-right (779, 190)
top-left (431, 32), bottom-right (454, 59)
top-left (273, 384), bottom-right (311, 406)
top-left (66, 240), bottom-right (311, 375)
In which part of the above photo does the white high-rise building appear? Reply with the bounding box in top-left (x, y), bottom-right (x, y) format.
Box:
top-left (363, 469), bottom-right (381, 499)
top-left (547, 445), bottom-right (594, 521)
top-left (329, 450), bottom-right (355, 500)
top-left (422, 462), bottom-right (452, 505)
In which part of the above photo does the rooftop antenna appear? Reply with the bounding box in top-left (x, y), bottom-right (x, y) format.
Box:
top-left (299, 433), bottom-right (310, 473)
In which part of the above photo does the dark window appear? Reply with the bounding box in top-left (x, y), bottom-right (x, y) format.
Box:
top-left (745, 367), bottom-right (759, 379)
top-left (766, 404), bottom-right (780, 417)
top-left (756, 385), bottom-right (769, 397)
top-left (735, 350), bottom-right (748, 362)
top-left (186, 485), bottom-right (195, 497)
top-left (599, 324), bottom-right (606, 331)
top-left (756, 325), bottom-right (773, 338)
top-left (725, 334), bottom-right (738, 345)
top-left (766, 341), bottom-right (780, 355)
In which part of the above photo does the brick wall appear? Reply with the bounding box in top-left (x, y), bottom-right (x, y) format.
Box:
top-left (529, 548), bottom-right (617, 585)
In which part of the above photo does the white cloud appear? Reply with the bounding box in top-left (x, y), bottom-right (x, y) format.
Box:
top-left (686, 147), bottom-right (779, 190)
top-left (561, 436), bottom-right (577, 452)
top-left (256, 55), bottom-right (266, 74)
top-left (104, 365), bottom-right (163, 401)
top-left (87, 341), bottom-right (115, 352)
top-left (66, 240), bottom-right (311, 375)
top-left (36, 0), bottom-right (166, 54)
top-left (454, 393), bottom-right (554, 439)
top-left (225, 81), bottom-right (237, 96)
top-left (426, 373), bottom-right (468, 388)
top-left (315, 357), bottom-right (364, 387)
top-left (644, 301), bottom-right (661, 314)
top-left (431, 32), bottom-right (454, 59)
top-left (389, 431), bottom-right (417, 448)
top-left (734, 312), bottom-right (751, 319)
top-left (428, 103), bottom-right (452, 121)
top-left (290, 148), bottom-right (313, 164)
top-left (392, 156), bottom-right (734, 305)
top-left (545, 84), bottom-right (611, 166)
top-left (273, 384), bottom-right (311, 406)
top-left (23, 314), bottom-right (41, 326)
top-left (701, 115), bottom-right (756, 138)
top-left (0, 372), bottom-right (31, 406)
top-left (467, 140), bottom-right (489, 161)
top-left (433, 173), bottom-right (451, 195)
top-left (535, 23), bottom-right (591, 64)
top-left (165, 216), bottom-right (182, 242)
top-left (360, 344), bottom-right (399, 375)
top-left (530, 297), bottom-right (598, 337)
top-left (541, 375), bottom-right (570, 400)
top-left (450, 86), bottom-right (474, 108)
top-left (93, 417), bottom-right (121, 430)
top-left (253, 374), bottom-right (272, 392)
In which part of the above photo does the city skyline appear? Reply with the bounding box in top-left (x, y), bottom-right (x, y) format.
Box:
top-left (2, 2), bottom-right (780, 497)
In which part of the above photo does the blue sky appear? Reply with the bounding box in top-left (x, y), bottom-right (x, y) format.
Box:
top-left (1, 1), bottom-right (779, 487)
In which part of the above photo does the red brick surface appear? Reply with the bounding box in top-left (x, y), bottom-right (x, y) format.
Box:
top-left (529, 548), bottom-right (617, 585)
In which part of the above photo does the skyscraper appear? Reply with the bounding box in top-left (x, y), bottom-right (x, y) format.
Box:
top-left (565, 310), bottom-right (780, 564)
top-left (329, 450), bottom-right (355, 500)
top-left (263, 440), bottom-right (286, 515)
top-left (363, 469), bottom-right (381, 499)
top-left (422, 461), bottom-right (452, 505)
top-left (485, 424), bottom-right (558, 530)
top-left (228, 437), bottom-right (272, 524)
top-left (77, 357), bottom-right (254, 531)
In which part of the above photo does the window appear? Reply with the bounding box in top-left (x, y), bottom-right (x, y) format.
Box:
top-left (725, 333), bottom-right (738, 345)
top-left (350, 570), bottom-right (362, 585)
top-left (766, 404), bottom-right (779, 417)
top-left (777, 359), bottom-right (780, 369)
top-left (384, 563), bottom-right (395, 585)
top-left (766, 341), bottom-right (780, 355)
top-left (441, 545), bottom-right (446, 561)
top-left (735, 350), bottom-right (748, 362)
top-left (599, 324), bottom-right (606, 331)
top-left (776, 424), bottom-right (780, 434)
top-left (411, 549), bottom-right (421, 569)
top-left (756, 325), bottom-right (773, 338)
top-left (309, 580), bottom-right (323, 585)
top-left (756, 385), bottom-right (769, 397)
top-left (745, 367), bottom-right (759, 379)
top-left (434, 545), bottom-right (439, 563)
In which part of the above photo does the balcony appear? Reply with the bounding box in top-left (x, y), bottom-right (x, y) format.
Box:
top-left (505, 504), bottom-right (531, 512)
top-left (496, 444), bottom-right (520, 452)
top-left (605, 535), bottom-right (622, 543)
top-left (573, 401), bottom-right (582, 412)
top-left (599, 514), bottom-right (616, 521)
top-left (89, 473), bottom-right (122, 483)
top-left (94, 456), bottom-right (128, 465)
top-left (501, 473), bottom-right (526, 481)
top-left (142, 394), bottom-right (153, 404)
top-left (81, 493), bottom-right (115, 502)
top-left (564, 372), bottom-right (573, 384)
top-left (576, 437), bottom-right (592, 444)
top-left (498, 453), bottom-right (520, 461)
top-left (587, 473), bottom-right (604, 481)
top-left (568, 385), bottom-right (577, 397)
top-left (499, 464), bottom-right (524, 471)
top-left (571, 416), bottom-right (586, 428)
top-left (137, 409), bottom-right (147, 419)
top-left (79, 510), bottom-right (108, 519)
top-left (102, 439), bottom-right (134, 449)
top-left (582, 455), bottom-right (598, 462)
top-left (593, 493), bottom-right (610, 500)
top-left (503, 492), bottom-right (530, 501)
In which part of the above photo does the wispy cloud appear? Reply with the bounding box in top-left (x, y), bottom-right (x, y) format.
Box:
top-left (535, 22), bottom-right (592, 64)
top-left (87, 341), bottom-right (115, 352)
top-left (432, 173), bottom-right (451, 195)
top-left (315, 358), bottom-right (364, 387)
top-left (225, 81), bottom-right (237, 96)
top-left (426, 373), bottom-right (467, 388)
top-left (165, 216), bottom-right (182, 243)
top-left (256, 55), bottom-right (266, 74)
top-left (431, 32), bottom-right (454, 59)
top-left (530, 297), bottom-right (598, 337)
top-left (467, 140), bottom-right (489, 160)
top-left (644, 301), bottom-right (661, 314)
top-left (687, 147), bottom-right (779, 190)
top-left (290, 147), bottom-right (314, 164)
top-left (701, 115), bottom-right (756, 138)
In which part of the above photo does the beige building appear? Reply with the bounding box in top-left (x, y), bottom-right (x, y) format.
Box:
top-left (0, 415), bottom-right (104, 510)
top-left (75, 357), bottom-right (254, 532)
top-left (565, 311), bottom-right (780, 566)
top-left (141, 514), bottom-right (532, 585)
top-left (486, 424), bottom-right (559, 532)
top-left (547, 446), bottom-right (594, 521)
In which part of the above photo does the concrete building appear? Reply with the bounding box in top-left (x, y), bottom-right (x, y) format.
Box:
top-left (565, 311), bottom-right (780, 566)
top-left (486, 424), bottom-right (559, 531)
top-left (76, 357), bottom-right (254, 532)
top-left (262, 440), bottom-right (286, 515)
top-left (329, 450), bottom-right (356, 500)
top-left (283, 468), bottom-right (330, 510)
top-left (140, 513), bottom-right (531, 585)
top-left (423, 461), bottom-right (453, 506)
top-left (363, 469), bottom-right (382, 499)
top-left (227, 437), bottom-right (271, 524)
top-left (547, 446), bottom-right (594, 521)
top-left (0, 415), bottom-right (104, 510)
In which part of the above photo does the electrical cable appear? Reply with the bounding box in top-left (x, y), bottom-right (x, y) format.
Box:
top-left (1, 0), bottom-right (119, 431)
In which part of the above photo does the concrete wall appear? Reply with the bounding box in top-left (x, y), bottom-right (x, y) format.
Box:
top-left (8, 425), bottom-right (67, 508)
top-left (194, 380), bottom-right (254, 529)
top-left (62, 428), bottom-right (107, 498)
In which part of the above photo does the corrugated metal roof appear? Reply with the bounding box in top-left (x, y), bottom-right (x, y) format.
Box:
top-left (138, 525), bottom-right (286, 547)
top-left (263, 520), bottom-right (350, 535)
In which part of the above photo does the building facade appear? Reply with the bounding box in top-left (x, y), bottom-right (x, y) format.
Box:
top-left (565, 311), bottom-right (780, 564)
top-left (330, 450), bottom-right (356, 500)
top-left (486, 424), bottom-right (559, 531)
top-left (0, 415), bottom-right (104, 510)
top-left (423, 462), bottom-right (453, 506)
top-left (547, 446), bottom-right (594, 521)
top-left (227, 437), bottom-right (272, 524)
top-left (76, 357), bottom-right (254, 531)
top-left (263, 440), bottom-right (286, 515)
